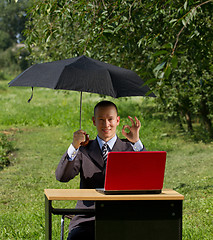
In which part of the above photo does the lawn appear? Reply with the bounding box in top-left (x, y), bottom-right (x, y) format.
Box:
top-left (0, 79), bottom-right (213, 239)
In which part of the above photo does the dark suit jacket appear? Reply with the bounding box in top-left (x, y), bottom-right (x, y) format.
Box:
top-left (55, 137), bottom-right (145, 230)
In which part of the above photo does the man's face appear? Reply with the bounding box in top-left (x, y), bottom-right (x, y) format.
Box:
top-left (92, 106), bottom-right (120, 142)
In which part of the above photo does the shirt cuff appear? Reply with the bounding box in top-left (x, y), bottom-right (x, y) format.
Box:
top-left (132, 139), bottom-right (144, 152)
top-left (67, 144), bottom-right (79, 161)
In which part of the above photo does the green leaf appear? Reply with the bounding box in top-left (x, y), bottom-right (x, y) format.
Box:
top-left (182, 19), bottom-right (187, 27)
top-left (145, 90), bottom-right (156, 97)
top-left (143, 78), bottom-right (157, 86)
top-left (114, 25), bottom-right (122, 33)
top-left (154, 62), bottom-right (166, 73)
top-left (171, 56), bottom-right (178, 68)
top-left (153, 50), bottom-right (168, 57)
top-left (137, 38), bottom-right (144, 48)
top-left (46, 35), bottom-right (51, 43)
top-left (164, 64), bottom-right (172, 79)
top-left (184, 1), bottom-right (188, 10)
top-left (169, 19), bottom-right (177, 24)
top-left (153, 62), bottom-right (166, 78)
top-left (162, 43), bottom-right (173, 49)
top-left (103, 29), bottom-right (114, 34)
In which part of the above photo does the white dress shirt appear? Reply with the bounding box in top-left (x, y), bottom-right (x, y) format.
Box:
top-left (67, 135), bottom-right (144, 161)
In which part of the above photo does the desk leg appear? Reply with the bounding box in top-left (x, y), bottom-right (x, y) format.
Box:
top-left (96, 200), bottom-right (182, 240)
top-left (45, 195), bottom-right (52, 240)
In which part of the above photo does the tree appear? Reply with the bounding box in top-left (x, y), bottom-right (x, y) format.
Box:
top-left (23, 0), bottom-right (213, 138)
top-left (0, 0), bottom-right (32, 50)
top-left (0, 0), bottom-right (33, 74)
top-left (150, 0), bottom-right (213, 137)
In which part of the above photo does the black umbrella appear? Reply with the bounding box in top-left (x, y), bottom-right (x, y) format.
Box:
top-left (9, 55), bottom-right (156, 128)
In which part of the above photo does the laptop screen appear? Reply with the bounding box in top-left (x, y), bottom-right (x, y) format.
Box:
top-left (104, 151), bottom-right (167, 191)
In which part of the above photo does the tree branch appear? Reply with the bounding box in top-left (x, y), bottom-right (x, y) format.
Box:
top-left (171, 0), bottom-right (213, 56)
top-left (129, 0), bottom-right (136, 22)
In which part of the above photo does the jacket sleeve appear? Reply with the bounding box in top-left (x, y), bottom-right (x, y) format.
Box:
top-left (121, 138), bottom-right (147, 151)
top-left (55, 151), bottom-right (81, 182)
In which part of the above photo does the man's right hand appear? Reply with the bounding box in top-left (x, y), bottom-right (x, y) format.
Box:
top-left (72, 130), bottom-right (88, 149)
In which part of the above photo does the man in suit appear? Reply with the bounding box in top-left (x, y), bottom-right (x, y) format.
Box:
top-left (55, 100), bottom-right (146, 240)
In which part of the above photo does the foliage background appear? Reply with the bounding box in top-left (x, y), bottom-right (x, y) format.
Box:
top-left (0, 0), bottom-right (32, 76)
top-left (1, 0), bottom-right (212, 138)
top-left (0, 0), bottom-right (213, 239)
top-left (23, 0), bottom-right (213, 138)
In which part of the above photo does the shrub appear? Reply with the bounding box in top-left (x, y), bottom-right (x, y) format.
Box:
top-left (0, 133), bottom-right (14, 170)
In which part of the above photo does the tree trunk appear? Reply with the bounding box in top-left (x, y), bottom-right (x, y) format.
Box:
top-left (185, 111), bottom-right (193, 133)
top-left (177, 113), bottom-right (185, 132)
top-left (200, 97), bottom-right (213, 138)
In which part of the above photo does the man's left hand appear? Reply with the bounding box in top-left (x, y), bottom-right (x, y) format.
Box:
top-left (122, 116), bottom-right (141, 143)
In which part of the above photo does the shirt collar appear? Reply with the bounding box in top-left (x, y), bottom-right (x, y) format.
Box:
top-left (97, 135), bottom-right (117, 150)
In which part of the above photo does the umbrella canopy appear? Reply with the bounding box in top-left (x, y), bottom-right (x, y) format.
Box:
top-left (9, 55), bottom-right (156, 127)
top-left (9, 55), bottom-right (155, 97)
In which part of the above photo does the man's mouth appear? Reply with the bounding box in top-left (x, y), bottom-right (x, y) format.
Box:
top-left (102, 129), bottom-right (111, 133)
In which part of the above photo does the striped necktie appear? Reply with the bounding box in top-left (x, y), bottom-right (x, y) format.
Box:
top-left (102, 143), bottom-right (108, 163)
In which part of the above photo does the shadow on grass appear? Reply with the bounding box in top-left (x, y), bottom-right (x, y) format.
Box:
top-left (174, 180), bottom-right (213, 194)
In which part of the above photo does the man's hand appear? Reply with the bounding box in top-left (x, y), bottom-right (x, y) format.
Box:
top-left (122, 116), bottom-right (141, 143)
top-left (72, 130), bottom-right (89, 149)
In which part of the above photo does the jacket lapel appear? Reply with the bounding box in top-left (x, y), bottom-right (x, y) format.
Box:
top-left (85, 138), bottom-right (105, 169)
top-left (112, 137), bottom-right (133, 152)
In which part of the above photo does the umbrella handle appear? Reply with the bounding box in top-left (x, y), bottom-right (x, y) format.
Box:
top-left (80, 134), bottom-right (89, 146)
top-left (79, 91), bottom-right (89, 146)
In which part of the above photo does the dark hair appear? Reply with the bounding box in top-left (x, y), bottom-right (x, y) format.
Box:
top-left (94, 101), bottom-right (118, 116)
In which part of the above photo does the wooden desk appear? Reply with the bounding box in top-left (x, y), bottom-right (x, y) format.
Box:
top-left (44, 189), bottom-right (184, 240)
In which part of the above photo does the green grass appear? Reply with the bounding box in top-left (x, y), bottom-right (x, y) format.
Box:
top-left (0, 79), bottom-right (213, 239)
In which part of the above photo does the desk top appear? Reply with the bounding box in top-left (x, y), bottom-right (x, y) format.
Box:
top-left (44, 189), bottom-right (184, 201)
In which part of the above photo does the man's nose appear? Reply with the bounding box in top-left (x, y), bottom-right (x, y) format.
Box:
top-left (103, 120), bottom-right (110, 127)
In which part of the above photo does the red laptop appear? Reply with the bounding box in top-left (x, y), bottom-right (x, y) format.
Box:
top-left (97, 151), bottom-right (167, 194)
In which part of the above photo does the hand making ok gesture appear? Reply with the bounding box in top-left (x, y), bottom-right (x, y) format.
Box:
top-left (122, 116), bottom-right (141, 143)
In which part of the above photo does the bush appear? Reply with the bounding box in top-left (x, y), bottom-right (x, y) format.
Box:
top-left (0, 133), bottom-right (14, 170)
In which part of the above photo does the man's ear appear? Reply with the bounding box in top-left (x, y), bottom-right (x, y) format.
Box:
top-left (117, 116), bottom-right (120, 125)
top-left (92, 116), bottom-right (96, 126)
